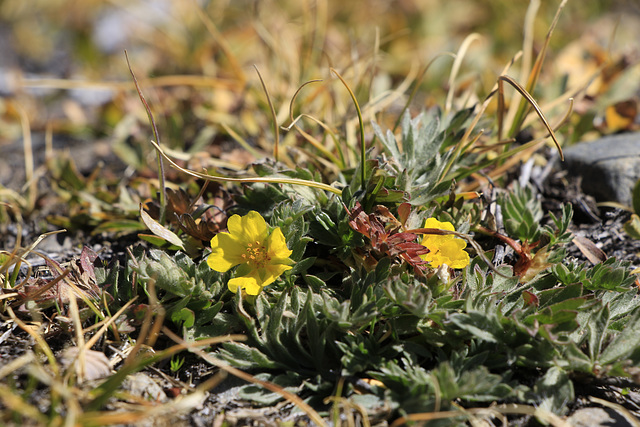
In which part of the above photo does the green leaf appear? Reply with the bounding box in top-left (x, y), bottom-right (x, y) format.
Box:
top-left (303, 274), bottom-right (326, 291)
top-left (220, 342), bottom-right (280, 369)
top-left (560, 342), bottom-right (594, 373)
top-left (587, 303), bottom-right (610, 362)
top-left (583, 258), bottom-right (636, 291)
top-left (499, 185), bottom-right (543, 242)
top-left (533, 367), bottom-right (574, 415)
top-left (599, 309), bottom-right (640, 365)
top-left (448, 312), bottom-right (498, 343)
top-left (171, 306), bottom-right (195, 329)
top-left (290, 257), bottom-right (315, 275)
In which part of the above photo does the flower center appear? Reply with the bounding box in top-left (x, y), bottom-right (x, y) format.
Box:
top-left (241, 240), bottom-right (270, 268)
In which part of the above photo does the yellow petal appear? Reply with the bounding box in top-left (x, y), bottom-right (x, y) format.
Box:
top-left (240, 211), bottom-right (269, 242)
top-left (420, 218), bottom-right (469, 269)
top-left (421, 219), bottom-right (456, 248)
top-left (225, 214), bottom-right (244, 236)
top-left (228, 274), bottom-right (263, 295)
top-left (423, 251), bottom-right (444, 267)
top-left (207, 232), bottom-right (246, 272)
top-left (439, 240), bottom-right (470, 268)
top-left (424, 218), bottom-right (455, 231)
top-left (259, 263), bottom-right (292, 287)
top-left (266, 227), bottom-right (293, 260)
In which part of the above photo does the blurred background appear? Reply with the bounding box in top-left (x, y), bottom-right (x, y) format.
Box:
top-left (0, 0), bottom-right (639, 192)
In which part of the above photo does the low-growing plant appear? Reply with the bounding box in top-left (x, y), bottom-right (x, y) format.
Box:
top-left (3, 1), bottom-right (640, 426)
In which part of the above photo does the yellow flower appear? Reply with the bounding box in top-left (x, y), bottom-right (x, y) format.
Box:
top-left (420, 218), bottom-right (470, 269)
top-left (207, 211), bottom-right (293, 295)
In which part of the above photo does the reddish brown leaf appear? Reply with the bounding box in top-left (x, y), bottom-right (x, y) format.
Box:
top-left (345, 202), bottom-right (428, 274)
top-left (522, 290), bottom-right (539, 307)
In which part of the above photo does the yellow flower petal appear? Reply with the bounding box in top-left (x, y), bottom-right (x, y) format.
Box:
top-left (207, 232), bottom-right (246, 272)
top-left (228, 274), bottom-right (263, 295)
top-left (224, 212), bottom-right (266, 244)
top-left (266, 227), bottom-right (293, 261)
top-left (424, 217), bottom-right (455, 231)
top-left (207, 211), bottom-right (293, 295)
top-left (438, 239), bottom-right (470, 268)
top-left (420, 218), bottom-right (469, 269)
top-left (259, 263), bottom-right (293, 287)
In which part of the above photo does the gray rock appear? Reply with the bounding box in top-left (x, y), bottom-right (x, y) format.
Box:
top-left (567, 407), bottom-right (635, 427)
top-left (562, 132), bottom-right (640, 206)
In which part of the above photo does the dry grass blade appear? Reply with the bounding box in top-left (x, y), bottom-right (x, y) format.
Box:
top-left (507, 0), bottom-right (568, 136)
top-left (163, 327), bottom-right (328, 427)
top-left (68, 288), bottom-right (87, 380)
top-left (392, 52), bottom-right (456, 133)
top-left (125, 50), bottom-right (167, 223)
top-left (330, 67), bottom-right (366, 190)
top-left (219, 122), bottom-right (263, 159)
top-left (124, 277), bottom-right (164, 366)
top-left (358, 60), bottom-right (418, 122)
top-left (148, 139), bottom-right (343, 195)
top-left (283, 79), bottom-right (346, 167)
top-left (390, 409), bottom-right (468, 426)
top-left (10, 268), bottom-right (70, 307)
top-left (505, 0), bottom-right (540, 129)
top-left (445, 33), bottom-right (482, 114)
top-left (496, 403), bottom-right (572, 427)
top-left (191, 0), bottom-right (246, 85)
top-left (441, 50), bottom-right (522, 181)
top-left (80, 371), bottom-right (224, 426)
top-left (497, 75), bottom-right (564, 160)
top-left (4, 230), bottom-right (67, 277)
top-left (18, 75), bottom-right (242, 91)
top-left (84, 297), bottom-right (137, 347)
top-left (15, 103), bottom-right (36, 211)
top-left (82, 371), bottom-right (228, 425)
top-left (0, 352), bottom-right (35, 381)
top-left (254, 66), bottom-right (280, 162)
top-left (86, 332), bottom-right (245, 413)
